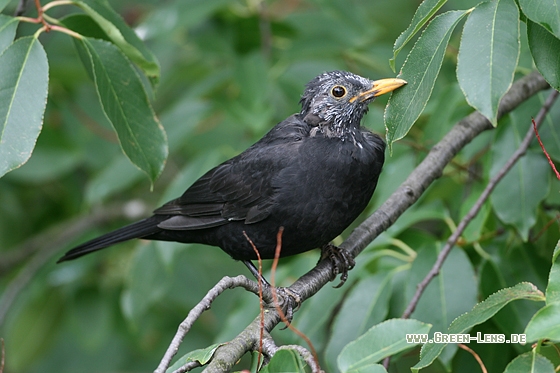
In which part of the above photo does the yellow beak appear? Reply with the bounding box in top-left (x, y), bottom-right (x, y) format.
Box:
top-left (349, 78), bottom-right (407, 103)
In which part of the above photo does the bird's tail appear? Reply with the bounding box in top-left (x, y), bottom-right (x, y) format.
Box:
top-left (57, 217), bottom-right (162, 262)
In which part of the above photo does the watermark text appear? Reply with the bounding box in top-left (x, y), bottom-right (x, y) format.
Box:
top-left (406, 332), bottom-right (526, 344)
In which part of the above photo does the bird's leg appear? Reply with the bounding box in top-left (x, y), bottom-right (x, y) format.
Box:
top-left (242, 260), bottom-right (271, 287)
top-left (241, 260), bottom-right (301, 322)
top-left (320, 243), bottom-right (355, 288)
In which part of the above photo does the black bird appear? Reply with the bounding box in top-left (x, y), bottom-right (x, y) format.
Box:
top-left (58, 71), bottom-right (406, 282)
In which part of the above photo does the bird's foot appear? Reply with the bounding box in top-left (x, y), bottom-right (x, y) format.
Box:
top-left (320, 243), bottom-right (355, 288)
top-left (270, 287), bottom-right (301, 325)
top-left (242, 260), bottom-right (301, 322)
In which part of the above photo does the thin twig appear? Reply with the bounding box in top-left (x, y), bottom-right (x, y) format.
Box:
top-left (0, 338), bottom-right (4, 373)
top-left (257, 1), bottom-right (272, 59)
top-left (14, 0), bottom-right (27, 16)
top-left (458, 343), bottom-right (487, 373)
top-left (533, 116), bottom-right (560, 180)
top-left (269, 228), bottom-right (321, 370)
top-left (0, 201), bottom-right (147, 274)
top-left (243, 231), bottom-right (265, 370)
top-left (171, 361), bottom-right (202, 373)
top-left (33, 0), bottom-right (49, 30)
top-left (270, 228), bottom-right (289, 326)
top-left (401, 88), bottom-right (559, 320)
top-left (277, 345), bottom-right (323, 373)
top-left (154, 275), bottom-right (263, 373)
top-left (532, 213), bottom-right (560, 242)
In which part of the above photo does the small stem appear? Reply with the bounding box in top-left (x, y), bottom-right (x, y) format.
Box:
top-left (389, 238), bottom-right (416, 258)
top-left (42, 13), bottom-right (61, 25)
top-left (33, 26), bottom-right (44, 38)
top-left (42, 0), bottom-right (74, 12)
top-left (243, 231), bottom-right (265, 371)
top-left (472, 242), bottom-right (492, 261)
top-left (533, 114), bottom-right (560, 180)
top-left (17, 16), bottom-right (42, 23)
top-left (366, 249), bottom-right (413, 263)
top-left (49, 24), bottom-right (83, 39)
top-left (444, 215), bottom-right (458, 233)
top-left (20, 0), bottom-right (82, 39)
top-left (34, 0), bottom-right (50, 30)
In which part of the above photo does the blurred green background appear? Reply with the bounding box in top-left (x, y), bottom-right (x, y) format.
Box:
top-left (1, 0), bottom-right (558, 372)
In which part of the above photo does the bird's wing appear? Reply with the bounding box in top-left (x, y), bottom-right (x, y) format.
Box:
top-left (154, 116), bottom-right (307, 230)
top-left (154, 158), bottom-right (277, 230)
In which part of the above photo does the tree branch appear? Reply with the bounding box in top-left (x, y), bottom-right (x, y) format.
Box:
top-left (401, 88), bottom-right (559, 319)
top-left (154, 275), bottom-right (265, 373)
top-left (197, 72), bottom-right (550, 372)
top-left (0, 201), bottom-right (149, 327)
top-left (291, 71), bottom-right (550, 300)
top-left (14, 0), bottom-right (27, 16)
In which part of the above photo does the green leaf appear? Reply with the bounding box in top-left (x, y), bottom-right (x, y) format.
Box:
top-left (478, 258), bottom-right (542, 338)
top-left (165, 343), bottom-right (221, 373)
top-left (6, 147), bottom-right (82, 182)
top-left (260, 349), bottom-right (307, 373)
top-left (0, 0), bottom-right (10, 12)
top-left (85, 155), bottom-right (144, 205)
top-left (390, 0), bottom-right (448, 72)
top-left (519, 0), bottom-right (560, 39)
top-left (121, 242), bottom-right (169, 322)
top-left (325, 271), bottom-right (394, 371)
top-left (345, 365), bottom-right (387, 373)
top-left (524, 302), bottom-right (560, 341)
top-left (527, 20), bottom-right (560, 90)
top-left (68, 291), bottom-right (113, 350)
top-left (491, 151), bottom-right (550, 241)
top-left (338, 319), bottom-right (432, 372)
top-left (503, 351), bottom-right (555, 373)
top-left (539, 343), bottom-right (560, 370)
top-left (413, 282), bottom-right (544, 371)
top-left (385, 10), bottom-right (469, 151)
top-left (554, 240), bottom-right (560, 262)
top-left (4, 289), bottom-right (64, 371)
top-left (457, 0), bottom-right (520, 126)
top-left (546, 241), bottom-right (560, 304)
top-left (76, 37), bottom-right (168, 184)
top-left (0, 36), bottom-right (49, 178)
top-left (490, 112), bottom-right (551, 241)
top-left (72, 0), bottom-right (160, 85)
top-left (0, 15), bottom-right (19, 54)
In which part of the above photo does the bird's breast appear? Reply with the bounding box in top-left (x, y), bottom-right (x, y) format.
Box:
top-left (271, 136), bottom-right (381, 231)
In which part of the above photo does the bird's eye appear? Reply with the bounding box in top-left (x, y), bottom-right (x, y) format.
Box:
top-left (331, 85), bottom-right (347, 98)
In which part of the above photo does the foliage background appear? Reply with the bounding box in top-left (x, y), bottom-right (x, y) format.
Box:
top-left (0, 0), bottom-right (559, 372)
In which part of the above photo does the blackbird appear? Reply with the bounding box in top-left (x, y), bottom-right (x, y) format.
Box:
top-left (58, 71), bottom-right (406, 282)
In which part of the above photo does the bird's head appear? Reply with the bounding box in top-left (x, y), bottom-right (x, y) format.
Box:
top-left (299, 71), bottom-right (406, 138)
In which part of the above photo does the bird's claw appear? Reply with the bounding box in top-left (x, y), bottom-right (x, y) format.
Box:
top-left (320, 243), bottom-right (355, 288)
top-left (269, 287), bottom-right (301, 326)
